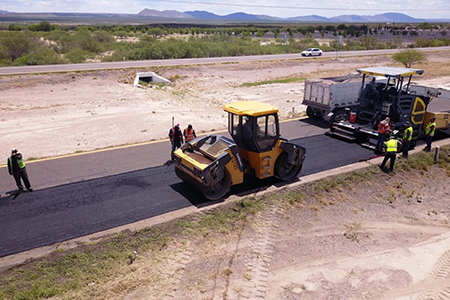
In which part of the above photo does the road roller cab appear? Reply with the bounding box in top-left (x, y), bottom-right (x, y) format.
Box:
top-left (173, 101), bottom-right (306, 200)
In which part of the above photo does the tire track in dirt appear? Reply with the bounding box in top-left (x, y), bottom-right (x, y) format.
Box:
top-left (416, 249), bottom-right (450, 300)
top-left (239, 204), bottom-right (281, 299)
top-left (379, 248), bottom-right (450, 300)
top-left (147, 244), bottom-right (194, 299)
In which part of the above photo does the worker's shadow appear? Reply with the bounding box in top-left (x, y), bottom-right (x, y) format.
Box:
top-left (1, 189), bottom-right (25, 201)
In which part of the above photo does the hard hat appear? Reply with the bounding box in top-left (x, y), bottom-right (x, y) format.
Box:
top-left (175, 123), bottom-right (180, 127)
top-left (389, 135), bottom-right (396, 139)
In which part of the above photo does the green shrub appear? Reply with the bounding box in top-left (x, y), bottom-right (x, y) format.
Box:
top-left (15, 47), bottom-right (64, 65)
top-left (66, 49), bottom-right (89, 63)
top-left (392, 49), bottom-right (426, 68)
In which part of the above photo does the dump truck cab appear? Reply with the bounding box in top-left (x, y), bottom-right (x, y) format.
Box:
top-left (174, 101), bottom-right (306, 200)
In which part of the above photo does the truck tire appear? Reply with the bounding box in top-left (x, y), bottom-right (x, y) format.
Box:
top-left (329, 109), bottom-right (345, 126)
top-left (306, 106), bottom-right (314, 118)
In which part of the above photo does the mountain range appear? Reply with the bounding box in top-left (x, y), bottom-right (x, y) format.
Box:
top-left (1, 9), bottom-right (449, 23)
top-left (138, 9), bottom-right (431, 23)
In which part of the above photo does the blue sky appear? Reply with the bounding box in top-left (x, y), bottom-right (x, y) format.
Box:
top-left (1, 0), bottom-right (450, 19)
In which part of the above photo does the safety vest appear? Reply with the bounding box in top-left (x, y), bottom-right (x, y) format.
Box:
top-left (169, 127), bottom-right (182, 142)
top-left (403, 126), bottom-right (413, 141)
top-left (378, 122), bottom-right (389, 134)
top-left (9, 156), bottom-right (25, 169)
top-left (425, 121), bottom-right (436, 136)
top-left (385, 139), bottom-right (398, 153)
top-left (184, 128), bottom-right (195, 142)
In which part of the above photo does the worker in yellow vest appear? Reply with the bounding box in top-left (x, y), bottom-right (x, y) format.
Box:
top-left (7, 149), bottom-right (33, 192)
top-left (183, 124), bottom-right (196, 143)
top-left (424, 117), bottom-right (436, 152)
top-left (380, 136), bottom-right (402, 172)
top-left (402, 121), bottom-right (413, 158)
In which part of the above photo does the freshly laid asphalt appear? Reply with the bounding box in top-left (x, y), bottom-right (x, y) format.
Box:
top-left (0, 118), bottom-right (435, 258)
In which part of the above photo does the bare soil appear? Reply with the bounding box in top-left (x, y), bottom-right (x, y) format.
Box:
top-left (1, 51), bottom-right (450, 299)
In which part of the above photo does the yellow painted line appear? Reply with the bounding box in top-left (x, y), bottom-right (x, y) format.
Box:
top-left (0, 138), bottom-right (167, 168)
top-left (0, 117), bottom-right (307, 168)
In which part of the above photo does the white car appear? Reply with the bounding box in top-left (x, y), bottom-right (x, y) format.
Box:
top-left (301, 48), bottom-right (322, 57)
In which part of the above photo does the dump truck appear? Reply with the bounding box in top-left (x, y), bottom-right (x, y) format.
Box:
top-left (173, 101), bottom-right (307, 200)
top-left (303, 73), bottom-right (362, 122)
top-left (326, 66), bottom-right (450, 150)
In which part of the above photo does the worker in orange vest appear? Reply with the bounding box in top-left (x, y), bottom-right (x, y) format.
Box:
top-left (183, 124), bottom-right (196, 143)
top-left (376, 117), bottom-right (392, 150)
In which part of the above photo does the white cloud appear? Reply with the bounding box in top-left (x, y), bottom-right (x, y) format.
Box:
top-left (1, 0), bottom-right (450, 19)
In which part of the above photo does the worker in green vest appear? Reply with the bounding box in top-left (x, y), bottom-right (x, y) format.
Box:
top-left (424, 117), bottom-right (436, 152)
top-left (402, 121), bottom-right (413, 158)
top-left (380, 136), bottom-right (402, 172)
top-left (7, 149), bottom-right (33, 192)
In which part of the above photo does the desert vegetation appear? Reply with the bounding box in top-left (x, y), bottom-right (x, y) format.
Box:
top-left (0, 21), bottom-right (449, 66)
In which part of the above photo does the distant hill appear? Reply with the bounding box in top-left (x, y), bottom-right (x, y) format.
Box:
top-left (0, 9), bottom-right (11, 14)
top-left (374, 13), bottom-right (422, 22)
top-left (327, 13), bottom-right (424, 23)
top-left (287, 15), bottom-right (329, 22)
top-left (138, 8), bottom-right (192, 19)
top-left (179, 10), bottom-right (279, 21)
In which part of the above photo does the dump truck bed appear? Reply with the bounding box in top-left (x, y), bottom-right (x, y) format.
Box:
top-left (303, 73), bottom-right (362, 121)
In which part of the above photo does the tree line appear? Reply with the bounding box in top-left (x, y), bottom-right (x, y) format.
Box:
top-left (0, 21), bottom-right (449, 66)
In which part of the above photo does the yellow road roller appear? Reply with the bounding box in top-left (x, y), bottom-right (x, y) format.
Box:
top-left (173, 101), bottom-right (306, 200)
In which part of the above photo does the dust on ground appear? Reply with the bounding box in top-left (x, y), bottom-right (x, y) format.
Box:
top-left (1, 52), bottom-right (450, 300)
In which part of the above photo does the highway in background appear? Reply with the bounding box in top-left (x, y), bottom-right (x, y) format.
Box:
top-left (1, 47), bottom-right (450, 76)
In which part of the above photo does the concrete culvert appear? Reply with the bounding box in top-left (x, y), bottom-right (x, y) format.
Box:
top-left (134, 72), bottom-right (170, 86)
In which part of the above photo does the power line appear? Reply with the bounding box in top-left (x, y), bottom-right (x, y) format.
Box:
top-left (142, 0), bottom-right (450, 12)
